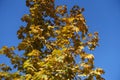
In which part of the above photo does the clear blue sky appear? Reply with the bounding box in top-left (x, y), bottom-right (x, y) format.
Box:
top-left (0, 0), bottom-right (120, 80)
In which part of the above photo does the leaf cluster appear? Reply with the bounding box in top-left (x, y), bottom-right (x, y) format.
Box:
top-left (0, 0), bottom-right (104, 80)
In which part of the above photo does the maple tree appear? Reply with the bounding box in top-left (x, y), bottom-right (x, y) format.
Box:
top-left (0, 0), bottom-right (104, 80)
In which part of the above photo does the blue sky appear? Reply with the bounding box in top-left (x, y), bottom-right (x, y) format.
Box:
top-left (0, 0), bottom-right (120, 80)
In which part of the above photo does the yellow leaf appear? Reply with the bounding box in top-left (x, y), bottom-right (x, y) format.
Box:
top-left (73, 27), bottom-right (79, 33)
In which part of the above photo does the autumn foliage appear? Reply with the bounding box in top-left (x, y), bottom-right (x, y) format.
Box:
top-left (0, 0), bottom-right (104, 80)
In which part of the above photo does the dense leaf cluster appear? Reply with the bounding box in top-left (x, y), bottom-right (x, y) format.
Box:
top-left (0, 0), bottom-right (104, 80)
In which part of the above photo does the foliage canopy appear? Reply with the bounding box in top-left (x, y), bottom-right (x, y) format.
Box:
top-left (0, 0), bottom-right (104, 80)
